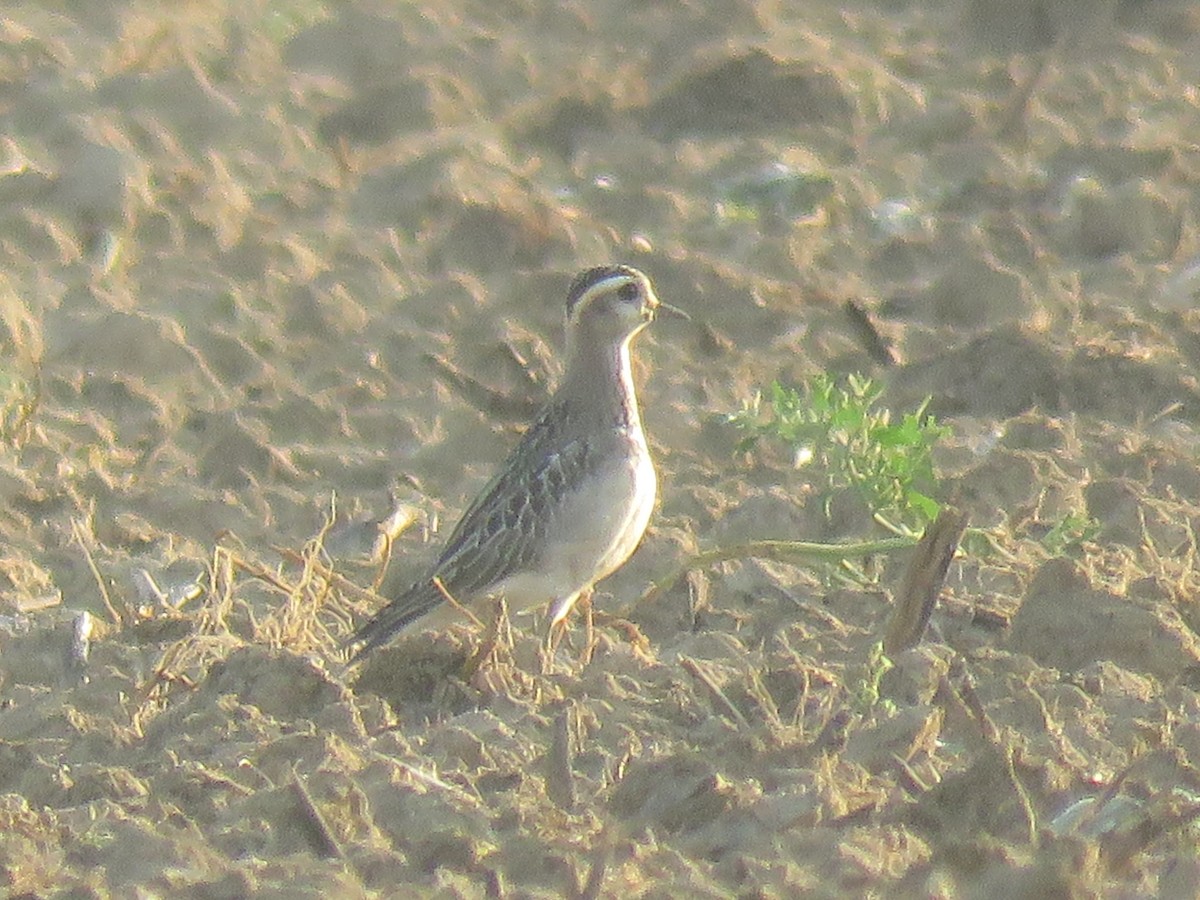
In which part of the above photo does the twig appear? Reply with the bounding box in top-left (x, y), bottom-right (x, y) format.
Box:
top-left (71, 518), bottom-right (123, 627)
top-left (951, 659), bottom-right (1001, 746)
top-left (843, 299), bottom-right (897, 367)
top-left (1004, 742), bottom-right (1039, 847)
top-left (891, 753), bottom-right (931, 796)
top-left (884, 506), bottom-right (968, 653)
top-left (289, 769), bottom-right (344, 860)
top-left (365, 750), bottom-right (482, 807)
top-left (229, 551), bottom-right (298, 596)
top-left (680, 656), bottom-right (749, 728)
top-left (272, 545), bottom-right (389, 605)
top-left (546, 708), bottom-right (577, 811)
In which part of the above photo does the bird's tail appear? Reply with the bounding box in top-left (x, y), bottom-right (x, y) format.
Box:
top-left (343, 580), bottom-right (443, 662)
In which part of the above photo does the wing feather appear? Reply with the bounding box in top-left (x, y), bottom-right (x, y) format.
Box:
top-left (348, 397), bottom-right (594, 656)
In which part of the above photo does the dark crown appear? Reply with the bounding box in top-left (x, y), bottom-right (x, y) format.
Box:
top-left (565, 265), bottom-right (640, 317)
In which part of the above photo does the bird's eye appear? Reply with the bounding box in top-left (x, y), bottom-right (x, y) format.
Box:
top-left (617, 282), bottom-right (640, 303)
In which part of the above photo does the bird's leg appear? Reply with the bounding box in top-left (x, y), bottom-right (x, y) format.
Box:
top-left (540, 612), bottom-right (563, 675)
top-left (541, 595), bottom-right (572, 674)
top-left (462, 596), bottom-right (511, 682)
top-left (539, 588), bottom-right (595, 674)
top-left (579, 588), bottom-right (597, 668)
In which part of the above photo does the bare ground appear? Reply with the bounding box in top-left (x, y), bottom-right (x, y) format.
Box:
top-left (3, 0), bottom-right (1200, 896)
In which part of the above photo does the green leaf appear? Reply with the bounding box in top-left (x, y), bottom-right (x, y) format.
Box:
top-left (728, 373), bottom-right (947, 534)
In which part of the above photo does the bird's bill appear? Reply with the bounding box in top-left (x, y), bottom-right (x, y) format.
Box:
top-left (649, 298), bottom-right (691, 321)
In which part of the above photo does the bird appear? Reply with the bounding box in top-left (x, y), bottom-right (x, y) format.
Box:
top-left (347, 265), bottom-right (684, 661)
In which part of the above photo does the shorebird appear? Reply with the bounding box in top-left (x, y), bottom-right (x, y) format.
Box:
top-left (348, 265), bottom-right (683, 660)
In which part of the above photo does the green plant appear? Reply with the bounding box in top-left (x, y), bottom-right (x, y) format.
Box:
top-left (1039, 511), bottom-right (1100, 556)
top-left (849, 641), bottom-right (896, 715)
top-left (730, 374), bottom-right (948, 535)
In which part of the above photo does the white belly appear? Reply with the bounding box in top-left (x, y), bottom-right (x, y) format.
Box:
top-left (492, 441), bottom-right (657, 623)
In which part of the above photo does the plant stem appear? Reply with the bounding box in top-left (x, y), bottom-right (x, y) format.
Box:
top-left (638, 535), bottom-right (919, 607)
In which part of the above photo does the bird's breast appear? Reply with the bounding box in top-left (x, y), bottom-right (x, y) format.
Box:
top-left (494, 434), bottom-right (656, 612)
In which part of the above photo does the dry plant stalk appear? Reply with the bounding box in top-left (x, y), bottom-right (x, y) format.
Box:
top-left (240, 500), bottom-right (364, 652)
top-left (545, 707), bottom-right (577, 811)
top-left (884, 506), bottom-right (968, 653)
top-left (843, 299), bottom-right (896, 367)
top-left (70, 517), bottom-right (124, 627)
top-left (289, 769), bottom-right (345, 860)
top-left (680, 656), bottom-right (750, 729)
